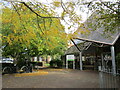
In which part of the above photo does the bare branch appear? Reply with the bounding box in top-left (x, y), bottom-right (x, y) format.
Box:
top-left (60, 0), bottom-right (69, 14)
top-left (11, 2), bottom-right (27, 30)
top-left (99, 0), bottom-right (119, 14)
top-left (43, 19), bottom-right (46, 30)
top-left (35, 2), bottom-right (53, 27)
top-left (21, 2), bottom-right (61, 19)
top-left (36, 16), bottom-right (44, 34)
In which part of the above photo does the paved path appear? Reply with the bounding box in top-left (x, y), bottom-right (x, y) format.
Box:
top-left (2, 69), bottom-right (99, 88)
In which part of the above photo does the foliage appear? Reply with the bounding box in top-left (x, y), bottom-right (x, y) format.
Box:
top-left (50, 60), bottom-right (57, 67)
top-left (79, 0), bottom-right (119, 33)
top-left (50, 59), bottom-right (63, 68)
top-left (56, 60), bottom-right (63, 68)
top-left (2, 2), bottom-right (68, 63)
top-left (50, 0), bottom-right (119, 35)
top-left (2, 0), bottom-right (119, 64)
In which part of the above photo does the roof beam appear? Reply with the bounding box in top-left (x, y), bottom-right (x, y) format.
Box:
top-left (70, 39), bottom-right (81, 52)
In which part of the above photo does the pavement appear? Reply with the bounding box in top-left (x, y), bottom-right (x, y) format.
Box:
top-left (2, 68), bottom-right (100, 88)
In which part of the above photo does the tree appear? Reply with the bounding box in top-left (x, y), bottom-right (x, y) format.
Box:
top-left (2, 0), bottom-right (119, 60)
top-left (3, 0), bottom-right (119, 32)
top-left (18, 0), bottom-right (119, 32)
top-left (2, 2), bottom-right (68, 63)
top-left (77, 0), bottom-right (119, 33)
top-left (51, 0), bottom-right (119, 39)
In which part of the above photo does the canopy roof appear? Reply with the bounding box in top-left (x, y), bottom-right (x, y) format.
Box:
top-left (65, 11), bottom-right (120, 55)
top-left (65, 42), bottom-right (92, 55)
top-left (74, 12), bottom-right (120, 45)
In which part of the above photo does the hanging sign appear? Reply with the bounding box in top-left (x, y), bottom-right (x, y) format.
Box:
top-left (66, 55), bottom-right (75, 61)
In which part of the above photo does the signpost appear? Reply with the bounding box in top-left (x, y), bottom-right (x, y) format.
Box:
top-left (66, 55), bottom-right (75, 69)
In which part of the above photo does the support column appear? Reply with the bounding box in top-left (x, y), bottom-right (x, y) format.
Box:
top-left (111, 46), bottom-right (116, 75)
top-left (66, 58), bottom-right (68, 69)
top-left (79, 52), bottom-right (83, 70)
top-left (73, 61), bottom-right (75, 69)
top-left (101, 53), bottom-right (104, 71)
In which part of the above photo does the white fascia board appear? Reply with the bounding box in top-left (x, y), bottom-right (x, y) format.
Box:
top-left (74, 37), bottom-right (113, 45)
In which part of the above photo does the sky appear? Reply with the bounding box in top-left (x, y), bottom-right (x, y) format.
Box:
top-left (2, 0), bottom-right (90, 33)
top-left (2, 0), bottom-right (118, 34)
top-left (2, 0), bottom-right (118, 45)
top-left (3, 0), bottom-right (90, 21)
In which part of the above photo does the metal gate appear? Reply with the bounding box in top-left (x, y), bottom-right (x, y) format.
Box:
top-left (99, 72), bottom-right (120, 88)
top-left (99, 52), bottom-right (120, 88)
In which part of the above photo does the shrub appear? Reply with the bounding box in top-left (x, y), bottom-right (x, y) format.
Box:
top-left (50, 59), bottom-right (63, 68)
top-left (50, 60), bottom-right (57, 67)
top-left (56, 60), bottom-right (63, 68)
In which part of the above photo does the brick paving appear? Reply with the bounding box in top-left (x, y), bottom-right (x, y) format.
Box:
top-left (2, 69), bottom-right (99, 88)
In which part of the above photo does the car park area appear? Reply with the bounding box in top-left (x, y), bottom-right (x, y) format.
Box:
top-left (2, 69), bottom-right (99, 88)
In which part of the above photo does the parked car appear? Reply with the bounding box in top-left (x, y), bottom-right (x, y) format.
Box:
top-left (1, 57), bottom-right (15, 74)
top-left (2, 58), bottom-right (14, 63)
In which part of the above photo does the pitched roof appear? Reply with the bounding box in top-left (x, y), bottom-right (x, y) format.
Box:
top-left (65, 11), bottom-right (120, 55)
top-left (73, 11), bottom-right (120, 45)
